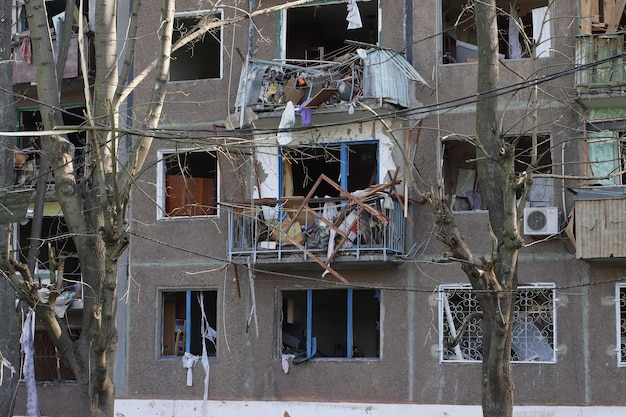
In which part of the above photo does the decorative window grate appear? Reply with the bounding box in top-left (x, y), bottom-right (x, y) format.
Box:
top-left (439, 284), bottom-right (556, 363)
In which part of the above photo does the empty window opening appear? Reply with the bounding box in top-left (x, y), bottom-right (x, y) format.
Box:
top-left (286, 1), bottom-right (379, 61)
top-left (442, 135), bottom-right (552, 211)
top-left (170, 11), bottom-right (222, 81)
top-left (439, 284), bottom-right (556, 363)
top-left (281, 288), bottom-right (380, 359)
top-left (442, 0), bottom-right (551, 64)
top-left (16, 106), bottom-right (87, 186)
top-left (17, 215), bottom-right (81, 286)
top-left (161, 150), bottom-right (218, 217)
top-left (161, 290), bottom-right (217, 357)
top-left (282, 142), bottom-right (378, 197)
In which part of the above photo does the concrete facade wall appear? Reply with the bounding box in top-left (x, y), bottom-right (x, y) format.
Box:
top-left (122, 0), bottom-right (626, 409)
top-left (15, 0), bottom-right (626, 415)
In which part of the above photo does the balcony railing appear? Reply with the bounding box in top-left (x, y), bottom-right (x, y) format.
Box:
top-left (226, 194), bottom-right (405, 266)
top-left (575, 33), bottom-right (626, 90)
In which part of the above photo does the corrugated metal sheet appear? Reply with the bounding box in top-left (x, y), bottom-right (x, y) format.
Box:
top-left (575, 198), bottom-right (626, 259)
top-left (362, 49), bottom-right (426, 108)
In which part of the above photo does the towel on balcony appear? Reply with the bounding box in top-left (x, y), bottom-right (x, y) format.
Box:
top-left (20, 37), bottom-right (32, 64)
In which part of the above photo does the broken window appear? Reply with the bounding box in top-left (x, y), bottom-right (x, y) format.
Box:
top-left (161, 290), bottom-right (217, 357)
top-left (16, 106), bottom-right (88, 186)
top-left (585, 126), bottom-right (626, 186)
top-left (170, 10), bottom-right (222, 81)
top-left (442, 0), bottom-right (551, 64)
top-left (442, 135), bottom-right (552, 211)
top-left (15, 214), bottom-right (83, 382)
top-left (158, 149), bottom-right (218, 218)
top-left (617, 284), bottom-right (626, 366)
top-left (281, 288), bottom-right (380, 359)
top-left (284, 0), bottom-right (379, 61)
top-left (439, 283), bottom-right (556, 363)
top-left (281, 141), bottom-right (378, 197)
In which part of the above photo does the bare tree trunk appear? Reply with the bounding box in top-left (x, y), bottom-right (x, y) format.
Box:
top-left (474, 1), bottom-right (519, 416)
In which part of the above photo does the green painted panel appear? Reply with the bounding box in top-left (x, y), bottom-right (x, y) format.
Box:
top-left (587, 130), bottom-right (619, 185)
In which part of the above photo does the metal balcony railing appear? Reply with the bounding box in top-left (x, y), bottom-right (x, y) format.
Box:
top-left (226, 195), bottom-right (405, 264)
top-left (575, 33), bottom-right (626, 89)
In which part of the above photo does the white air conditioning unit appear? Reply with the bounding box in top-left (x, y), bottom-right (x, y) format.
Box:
top-left (524, 207), bottom-right (559, 235)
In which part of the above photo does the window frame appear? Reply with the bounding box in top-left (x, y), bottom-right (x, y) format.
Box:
top-left (277, 0), bottom-right (381, 61)
top-left (156, 148), bottom-right (220, 220)
top-left (440, 0), bottom-right (552, 65)
top-left (169, 9), bottom-right (224, 82)
top-left (278, 140), bottom-right (380, 198)
top-left (159, 289), bottom-right (218, 359)
top-left (280, 288), bottom-right (382, 360)
top-left (438, 283), bottom-right (557, 364)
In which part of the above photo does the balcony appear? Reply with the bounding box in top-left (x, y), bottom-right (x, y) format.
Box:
top-left (233, 45), bottom-right (426, 118)
top-left (572, 187), bottom-right (626, 261)
top-left (226, 190), bottom-right (406, 274)
top-left (575, 33), bottom-right (626, 107)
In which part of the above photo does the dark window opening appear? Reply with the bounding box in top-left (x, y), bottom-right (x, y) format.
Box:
top-left (442, 0), bottom-right (550, 64)
top-left (443, 135), bottom-right (552, 210)
top-left (164, 151), bottom-right (218, 216)
top-left (16, 107), bottom-right (87, 186)
top-left (161, 290), bottom-right (217, 357)
top-left (282, 142), bottom-right (378, 197)
top-left (286, 1), bottom-right (379, 61)
top-left (170, 13), bottom-right (222, 81)
top-left (281, 289), bottom-right (380, 359)
top-left (18, 216), bottom-right (81, 285)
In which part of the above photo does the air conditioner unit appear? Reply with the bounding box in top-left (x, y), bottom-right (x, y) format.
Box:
top-left (524, 207), bottom-right (559, 235)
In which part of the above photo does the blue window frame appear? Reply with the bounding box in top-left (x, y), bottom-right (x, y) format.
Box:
top-left (281, 288), bottom-right (381, 359)
top-left (161, 290), bottom-right (217, 357)
top-left (280, 141), bottom-right (379, 198)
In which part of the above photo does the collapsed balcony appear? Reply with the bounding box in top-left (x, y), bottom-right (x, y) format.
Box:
top-left (233, 44), bottom-right (426, 119)
top-left (226, 176), bottom-right (406, 276)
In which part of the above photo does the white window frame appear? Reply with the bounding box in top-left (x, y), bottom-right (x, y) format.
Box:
top-left (616, 283), bottom-right (626, 366)
top-left (438, 283), bottom-right (557, 363)
top-left (156, 148), bottom-right (220, 220)
top-left (169, 9), bottom-right (224, 82)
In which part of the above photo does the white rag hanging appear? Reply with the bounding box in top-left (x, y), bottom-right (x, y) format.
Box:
top-left (281, 354), bottom-right (296, 374)
top-left (346, 0), bottom-right (363, 30)
top-left (198, 293), bottom-right (217, 417)
top-left (20, 309), bottom-right (40, 417)
top-left (277, 101), bottom-right (296, 145)
top-left (181, 352), bottom-right (199, 387)
top-left (0, 352), bottom-right (16, 387)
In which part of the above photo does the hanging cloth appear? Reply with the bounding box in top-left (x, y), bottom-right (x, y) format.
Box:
top-left (277, 101), bottom-right (296, 145)
top-left (346, 0), bottom-right (363, 30)
top-left (20, 309), bottom-right (40, 417)
top-left (181, 352), bottom-right (199, 387)
top-left (198, 293), bottom-right (217, 417)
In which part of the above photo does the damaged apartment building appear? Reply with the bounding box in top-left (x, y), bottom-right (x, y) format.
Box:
top-left (8, 0), bottom-right (626, 416)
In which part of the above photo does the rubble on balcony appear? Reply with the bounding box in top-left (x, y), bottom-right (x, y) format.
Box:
top-left (232, 44), bottom-right (427, 125)
top-left (226, 174), bottom-right (407, 282)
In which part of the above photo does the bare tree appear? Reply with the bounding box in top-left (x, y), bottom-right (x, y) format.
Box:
top-left (1, 1), bottom-right (321, 416)
top-left (425, 1), bottom-right (531, 416)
